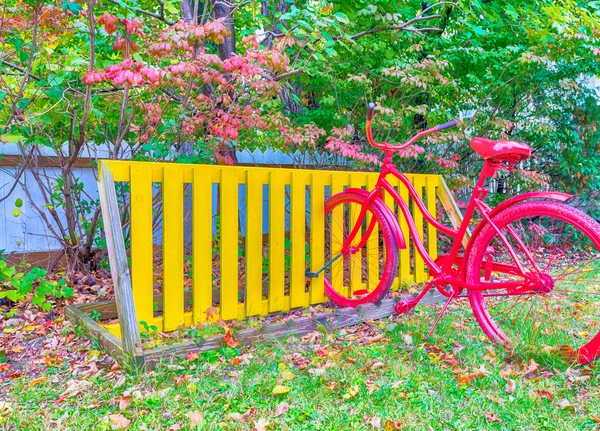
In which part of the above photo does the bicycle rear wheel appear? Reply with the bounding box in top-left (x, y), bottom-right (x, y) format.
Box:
top-left (324, 192), bottom-right (398, 307)
top-left (466, 201), bottom-right (600, 364)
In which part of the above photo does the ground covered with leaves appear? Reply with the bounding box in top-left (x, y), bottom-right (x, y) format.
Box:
top-left (1, 296), bottom-right (600, 431)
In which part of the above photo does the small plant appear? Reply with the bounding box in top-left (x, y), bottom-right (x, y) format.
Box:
top-left (139, 320), bottom-right (158, 339)
top-left (89, 309), bottom-right (101, 322)
top-left (0, 258), bottom-right (73, 311)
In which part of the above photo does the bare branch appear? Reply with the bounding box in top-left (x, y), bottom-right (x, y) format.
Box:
top-left (0, 60), bottom-right (40, 81)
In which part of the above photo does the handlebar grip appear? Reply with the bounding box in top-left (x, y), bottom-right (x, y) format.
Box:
top-left (366, 102), bottom-right (375, 121)
top-left (434, 120), bottom-right (459, 131)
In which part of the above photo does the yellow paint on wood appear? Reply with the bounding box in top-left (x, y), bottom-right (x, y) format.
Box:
top-left (330, 172), bottom-right (346, 296)
top-left (309, 172), bottom-right (325, 304)
top-left (290, 171), bottom-right (307, 308)
top-left (412, 176), bottom-right (426, 282)
top-left (162, 166), bottom-right (184, 331)
top-left (220, 169), bottom-right (239, 320)
top-left (268, 171), bottom-right (285, 312)
top-left (245, 170), bottom-right (263, 316)
top-left (129, 165), bottom-right (154, 326)
top-left (426, 176), bottom-right (439, 261)
top-left (366, 175), bottom-right (379, 292)
top-left (192, 168), bottom-right (213, 324)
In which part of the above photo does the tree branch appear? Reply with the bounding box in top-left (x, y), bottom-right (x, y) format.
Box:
top-left (0, 60), bottom-right (40, 81)
top-left (333, 14), bottom-right (442, 40)
top-left (105, 0), bottom-right (176, 25)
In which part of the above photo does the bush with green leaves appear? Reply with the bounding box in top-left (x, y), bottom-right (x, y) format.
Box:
top-left (0, 258), bottom-right (73, 311)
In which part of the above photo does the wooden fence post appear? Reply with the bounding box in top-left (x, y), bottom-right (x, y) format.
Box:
top-left (98, 161), bottom-right (145, 367)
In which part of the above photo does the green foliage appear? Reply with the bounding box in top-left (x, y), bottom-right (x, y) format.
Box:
top-left (0, 258), bottom-right (73, 311)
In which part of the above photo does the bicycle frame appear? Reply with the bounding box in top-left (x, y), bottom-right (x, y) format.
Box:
top-left (339, 155), bottom-right (545, 294)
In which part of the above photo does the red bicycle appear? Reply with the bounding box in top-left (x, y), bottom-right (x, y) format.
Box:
top-left (310, 102), bottom-right (600, 364)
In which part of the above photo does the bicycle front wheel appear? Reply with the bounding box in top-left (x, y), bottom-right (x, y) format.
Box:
top-left (324, 192), bottom-right (398, 307)
top-left (466, 201), bottom-right (600, 364)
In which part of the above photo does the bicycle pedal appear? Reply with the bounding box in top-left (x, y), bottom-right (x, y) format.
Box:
top-left (394, 298), bottom-right (418, 314)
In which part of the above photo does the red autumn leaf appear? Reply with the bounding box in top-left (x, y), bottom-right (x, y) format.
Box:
top-left (224, 330), bottom-right (239, 348)
top-left (204, 306), bottom-right (219, 321)
top-left (186, 352), bottom-right (200, 362)
top-left (534, 390), bottom-right (553, 401)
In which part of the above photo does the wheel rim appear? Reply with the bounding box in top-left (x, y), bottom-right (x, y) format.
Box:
top-left (468, 205), bottom-right (600, 363)
top-left (324, 194), bottom-right (396, 305)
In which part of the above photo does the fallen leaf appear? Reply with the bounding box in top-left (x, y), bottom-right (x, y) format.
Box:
top-left (273, 401), bottom-right (289, 418)
top-left (486, 412), bottom-right (500, 423)
top-left (186, 352), bottom-right (200, 362)
top-left (523, 359), bottom-right (539, 375)
top-left (281, 370), bottom-right (295, 381)
top-left (185, 411), bottom-right (204, 426)
top-left (590, 415), bottom-right (600, 423)
top-left (108, 414), bottom-right (131, 430)
top-left (228, 412), bottom-right (247, 421)
top-left (224, 330), bottom-right (240, 348)
top-left (254, 417), bottom-right (269, 431)
top-left (557, 398), bottom-right (575, 411)
top-left (371, 361), bottom-right (385, 370)
top-left (342, 386), bottom-right (359, 399)
top-left (272, 385), bottom-right (290, 395)
top-left (534, 390), bottom-right (553, 401)
top-left (117, 396), bottom-right (132, 411)
top-left (505, 379), bottom-right (516, 394)
top-left (384, 420), bottom-right (402, 430)
top-left (364, 415), bottom-right (381, 429)
top-left (28, 376), bottom-right (47, 388)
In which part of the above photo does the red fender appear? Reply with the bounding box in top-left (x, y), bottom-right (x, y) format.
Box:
top-left (462, 191), bottom-right (574, 276)
top-left (344, 188), bottom-right (406, 250)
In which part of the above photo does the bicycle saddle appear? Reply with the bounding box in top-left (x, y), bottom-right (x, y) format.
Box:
top-left (470, 137), bottom-right (531, 163)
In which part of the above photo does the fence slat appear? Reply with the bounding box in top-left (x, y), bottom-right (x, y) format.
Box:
top-left (245, 170), bottom-right (263, 316)
top-left (398, 179), bottom-right (412, 283)
top-left (349, 174), bottom-right (365, 297)
top-left (290, 171), bottom-right (306, 308)
top-left (366, 174), bottom-right (379, 292)
top-left (162, 166), bottom-right (184, 331)
top-left (192, 167), bottom-right (213, 324)
top-left (330, 172), bottom-right (346, 296)
top-left (220, 169), bottom-right (239, 320)
top-left (412, 176), bottom-right (426, 282)
top-left (268, 171), bottom-right (285, 312)
top-left (426, 176), bottom-right (439, 261)
top-left (129, 165), bottom-right (154, 326)
top-left (309, 172), bottom-right (325, 304)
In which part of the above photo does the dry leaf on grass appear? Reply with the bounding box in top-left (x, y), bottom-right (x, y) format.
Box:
top-left (107, 414), bottom-right (131, 430)
top-left (254, 417), bottom-right (270, 431)
top-left (185, 411), bottom-right (204, 426)
top-left (505, 379), bottom-right (516, 394)
top-left (272, 385), bottom-right (290, 395)
top-left (273, 402), bottom-right (289, 418)
top-left (486, 412), bottom-right (500, 423)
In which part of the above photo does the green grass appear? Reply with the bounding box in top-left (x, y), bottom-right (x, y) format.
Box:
top-left (2, 303), bottom-right (600, 431)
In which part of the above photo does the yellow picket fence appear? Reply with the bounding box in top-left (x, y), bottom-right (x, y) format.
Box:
top-left (99, 160), bottom-right (445, 338)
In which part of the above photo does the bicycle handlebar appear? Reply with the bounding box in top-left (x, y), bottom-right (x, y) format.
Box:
top-left (365, 101), bottom-right (458, 152)
top-left (434, 120), bottom-right (459, 132)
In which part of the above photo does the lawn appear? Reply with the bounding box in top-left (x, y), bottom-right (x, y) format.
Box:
top-left (1, 299), bottom-right (599, 431)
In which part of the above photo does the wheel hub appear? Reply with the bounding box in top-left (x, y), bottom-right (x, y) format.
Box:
top-left (525, 272), bottom-right (555, 293)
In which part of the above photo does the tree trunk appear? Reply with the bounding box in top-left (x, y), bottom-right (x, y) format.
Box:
top-left (211, 0), bottom-right (236, 60)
